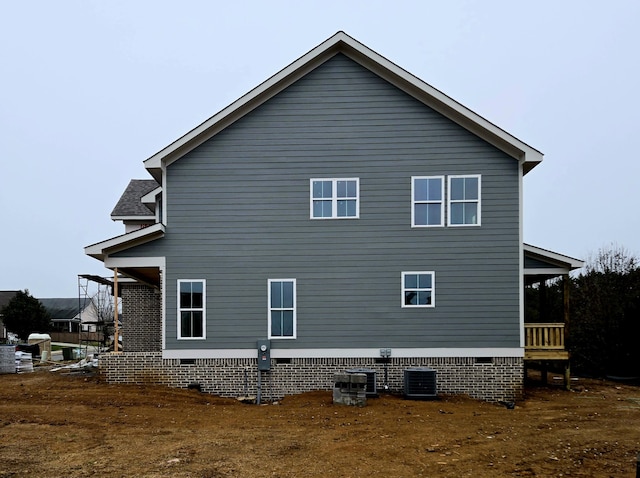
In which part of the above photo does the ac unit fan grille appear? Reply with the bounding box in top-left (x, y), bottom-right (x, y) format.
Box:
top-left (404, 368), bottom-right (437, 399)
top-left (346, 368), bottom-right (377, 397)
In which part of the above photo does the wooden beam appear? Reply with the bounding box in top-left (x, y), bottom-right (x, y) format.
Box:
top-left (524, 350), bottom-right (569, 361)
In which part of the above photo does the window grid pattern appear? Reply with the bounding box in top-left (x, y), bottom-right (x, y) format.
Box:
top-left (310, 178), bottom-right (359, 219)
top-left (268, 279), bottom-right (296, 339)
top-left (178, 280), bottom-right (205, 339)
top-left (448, 175), bottom-right (481, 226)
top-left (412, 176), bottom-right (444, 227)
top-left (402, 272), bottom-right (435, 308)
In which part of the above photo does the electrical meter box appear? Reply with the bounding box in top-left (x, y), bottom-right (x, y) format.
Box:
top-left (257, 339), bottom-right (271, 371)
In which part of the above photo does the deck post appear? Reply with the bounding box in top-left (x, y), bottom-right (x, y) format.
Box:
top-left (564, 361), bottom-right (571, 391)
top-left (563, 274), bottom-right (571, 390)
top-left (563, 274), bottom-right (570, 348)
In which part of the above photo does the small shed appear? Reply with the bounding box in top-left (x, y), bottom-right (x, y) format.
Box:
top-left (28, 333), bottom-right (52, 361)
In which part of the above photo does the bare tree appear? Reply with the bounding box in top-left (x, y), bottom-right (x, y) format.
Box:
top-left (90, 287), bottom-right (120, 350)
top-left (585, 243), bottom-right (637, 275)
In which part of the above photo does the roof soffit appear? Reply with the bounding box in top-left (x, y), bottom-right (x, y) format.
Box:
top-left (85, 223), bottom-right (165, 261)
top-left (144, 31), bottom-right (543, 176)
top-left (524, 243), bottom-right (584, 271)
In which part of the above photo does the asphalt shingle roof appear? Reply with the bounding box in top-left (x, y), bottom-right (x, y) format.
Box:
top-left (39, 298), bottom-right (91, 320)
top-left (0, 291), bottom-right (19, 310)
top-left (110, 179), bottom-right (159, 217)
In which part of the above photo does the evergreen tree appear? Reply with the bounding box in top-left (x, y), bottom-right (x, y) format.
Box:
top-left (0, 290), bottom-right (50, 341)
top-left (571, 245), bottom-right (640, 377)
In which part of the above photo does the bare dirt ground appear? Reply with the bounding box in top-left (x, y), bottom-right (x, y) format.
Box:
top-left (0, 369), bottom-right (639, 477)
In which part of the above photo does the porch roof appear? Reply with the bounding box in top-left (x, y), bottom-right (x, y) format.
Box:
top-left (524, 243), bottom-right (584, 284)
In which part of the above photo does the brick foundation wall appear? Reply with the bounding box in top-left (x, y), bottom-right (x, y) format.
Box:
top-left (121, 285), bottom-right (161, 352)
top-left (100, 353), bottom-right (523, 402)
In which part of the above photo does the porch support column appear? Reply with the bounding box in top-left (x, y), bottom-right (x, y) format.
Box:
top-left (114, 268), bottom-right (119, 353)
top-left (539, 278), bottom-right (548, 322)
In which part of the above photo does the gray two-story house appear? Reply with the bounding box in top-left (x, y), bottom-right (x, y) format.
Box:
top-left (86, 32), bottom-right (582, 402)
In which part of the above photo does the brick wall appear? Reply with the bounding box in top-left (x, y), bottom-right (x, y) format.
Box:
top-left (100, 353), bottom-right (523, 402)
top-left (121, 285), bottom-right (161, 352)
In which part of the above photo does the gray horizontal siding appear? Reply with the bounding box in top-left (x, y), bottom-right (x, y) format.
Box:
top-left (114, 53), bottom-right (521, 352)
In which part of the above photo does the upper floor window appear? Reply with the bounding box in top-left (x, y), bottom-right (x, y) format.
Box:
top-left (178, 280), bottom-right (205, 339)
top-left (412, 176), bottom-right (444, 227)
top-left (448, 175), bottom-right (481, 226)
top-left (402, 272), bottom-right (435, 308)
top-left (268, 279), bottom-right (296, 339)
top-left (310, 178), bottom-right (359, 219)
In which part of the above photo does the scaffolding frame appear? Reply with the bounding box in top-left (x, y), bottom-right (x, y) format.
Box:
top-left (77, 274), bottom-right (121, 357)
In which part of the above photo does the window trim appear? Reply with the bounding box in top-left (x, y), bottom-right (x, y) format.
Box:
top-left (411, 175), bottom-right (445, 228)
top-left (310, 178), bottom-right (360, 219)
top-left (401, 271), bottom-right (435, 308)
top-left (177, 279), bottom-right (206, 340)
top-left (447, 174), bottom-right (481, 227)
top-left (268, 278), bottom-right (297, 339)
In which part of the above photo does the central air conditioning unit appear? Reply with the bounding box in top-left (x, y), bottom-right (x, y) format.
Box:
top-left (404, 367), bottom-right (437, 399)
top-left (346, 368), bottom-right (377, 397)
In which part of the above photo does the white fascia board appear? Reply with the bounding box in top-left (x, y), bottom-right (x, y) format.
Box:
top-left (104, 256), bottom-right (166, 269)
top-left (141, 187), bottom-right (162, 205)
top-left (524, 243), bottom-right (585, 270)
top-left (144, 31), bottom-right (542, 177)
top-left (519, 167), bottom-right (524, 347)
top-left (144, 35), bottom-right (340, 172)
top-left (84, 223), bottom-right (165, 260)
top-left (111, 215), bottom-right (156, 222)
top-left (337, 35), bottom-right (543, 169)
top-left (163, 347), bottom-right (524, 360)
top-left (525, 267), bottom-right (575, 276)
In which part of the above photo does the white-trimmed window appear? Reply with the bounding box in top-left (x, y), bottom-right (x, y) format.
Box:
top-left (412, 176), bottom-right (444, 227)
top-left (178, 280), bottom-right (205, 339)
top-left (268, 279), bottom-right (296, 339)
top-left (310, 178), bottom-right (359, 219)
top-left (402, 272), bottom-right (435, 308)
top-left (448, 175), bottom-right (481, 226)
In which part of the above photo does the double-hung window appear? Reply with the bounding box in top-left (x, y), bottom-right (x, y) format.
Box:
top-left (448, 175), bottom-right (481, 226)
top-left (178, 280), bottom-right (205, 339)
top-left (310, 178), bottom-right (359, 219)
top-left (402, 272), bottom-right (435, 307)
top-left (268, 279), bottom-right (296, 339)
top-left (412, 176), bottom-right (444, 227)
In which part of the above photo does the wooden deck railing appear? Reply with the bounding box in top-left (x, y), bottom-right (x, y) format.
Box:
top-left (524, 323), bottom-right (565, 350)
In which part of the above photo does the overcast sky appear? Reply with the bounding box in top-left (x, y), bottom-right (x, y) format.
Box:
top-left (1, 1), bottom-right (639, 298)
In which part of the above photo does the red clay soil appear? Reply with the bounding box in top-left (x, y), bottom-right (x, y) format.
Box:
top-left (0, 369), bottom-right (639, 477)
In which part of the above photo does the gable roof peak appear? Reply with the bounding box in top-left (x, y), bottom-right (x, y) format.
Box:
top-left (143, 31), bottom-right (543, 181)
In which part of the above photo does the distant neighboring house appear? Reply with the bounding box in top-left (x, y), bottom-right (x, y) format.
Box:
top-left (86, 32), bottom-right (583, 402)
top-left (0, 291), bottom-right (19, 342)
top-left (39, 298), bottom-right (101, 343)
